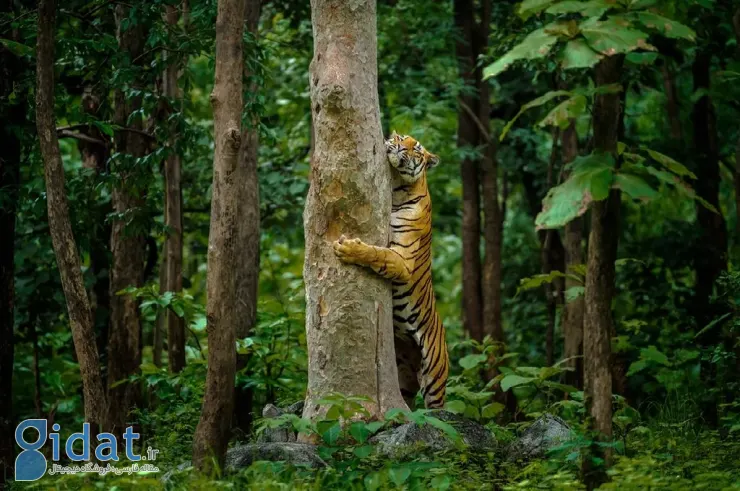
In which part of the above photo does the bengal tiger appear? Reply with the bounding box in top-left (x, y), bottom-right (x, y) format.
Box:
top-left (332, 132), bottom-right (449, 409)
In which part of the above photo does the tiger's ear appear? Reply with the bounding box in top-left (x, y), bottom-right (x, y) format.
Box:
top-left (427, 153), bottom-right (440, 169)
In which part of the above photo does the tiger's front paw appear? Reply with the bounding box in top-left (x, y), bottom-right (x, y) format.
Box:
top-left (333, 235), bottom-right (370, 265)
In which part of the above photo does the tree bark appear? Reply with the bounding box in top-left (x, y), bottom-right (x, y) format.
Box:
top-left (233, 0), bottom-right (262, 437)
top-left (0, 0), bottom-right (23, 480)
top-left (162, 3), bottom-right (186, 374)
top-left (454, 0), bottom-right (483, 342)
top-left (661, 62), bottom-right (682, 142)
top-left (734, 8), bottom-right (740, 240)
top-left (192, 0), bottom-right (246, 471)
top-left (302, 0), bottom-right (407, 423)
top-left (107, 4), bottom-right (151, 435)
top-left (582, 55), bottom-right (623, 489)
top-left (36, 0), bottom-right (108, 430)
top-left (560, 121), bottom-right (585, 390)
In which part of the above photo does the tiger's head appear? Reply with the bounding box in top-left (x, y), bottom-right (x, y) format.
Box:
top-left (385, 132), bottom-right (440, 183)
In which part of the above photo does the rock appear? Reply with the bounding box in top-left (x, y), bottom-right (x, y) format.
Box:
top-left (370, 410), bottom-right (496, 458)
top-left (258, 401), bottom-right (305, 443)
top-left (161, 442), bottom-right (326, 482)
top-left (506, 414), bottom-right (572, 461)
top-left (224, 442), bottom-right (327, 469)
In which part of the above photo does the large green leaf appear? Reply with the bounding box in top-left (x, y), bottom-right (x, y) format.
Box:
top-left (613, 173), bottom-right (658, 200)
top-left (500, 90), bottom-right (571, 141)
top-left (501, 374), bottom-right (537, 392)
top-left (580, 17), bottom-right (655, 55)
top-left (560, 39), bottom-right (603, 69)
top-left (546, 0), bottom-right (614, 17)
top-left (483, 28), bottom-right (559, 79)
top-left (538, 94), bottom-right (587, 129)
top-left (630, 12), bottom-right (696, 41)
top-left (536, 153), bottom-right (616, 229)
top-left (518, 0), bottom-right (558, 18)
top-left (646, 149), bottom-right (696, 179)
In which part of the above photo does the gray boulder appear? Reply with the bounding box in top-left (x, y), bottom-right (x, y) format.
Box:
top-left (224, 442), bottom-right (327, 469)
top-left (506, 414), bottom-right (572, 461)
top-left (370, 410), bottom-right (496, 458)
top-left (257, 401), bottom-right (305, 443)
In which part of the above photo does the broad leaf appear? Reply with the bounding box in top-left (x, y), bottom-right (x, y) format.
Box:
top-left (565, 286), bottom-right (585, 302)
top-left (501, 374), bottom-right (537, 391)
top-left (626, 52), bottom-right (658, 65)
top-left (560, 39), bottom-right (603, 69)
top-left (546, 0), bottom-right (613, 17)
top-left (482, 402), bottom-right (505, 419)
top-left (538, 94), bottom-right (587, 129)
top-left (459, 353), bottom-right (488, 370)
top-left (445, 400), bottom-right (467, 414)
top-left (613, 173), bottom-right (658, 200)
top-left (519, 0), bottom-right (558, 18)
top-left (500, 90), bottom-right (571, 141)
top-left (630, 12), bottom-right (696, 41)
top-left (580, 17), bottom-right (655, 56)
top-left (646, 149), bottom-right (696, 179)
top-left (483, 29), bottom-right (559, 79)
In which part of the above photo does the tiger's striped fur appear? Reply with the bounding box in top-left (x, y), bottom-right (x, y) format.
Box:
top-left (332, 132), bottom-right (449, 409)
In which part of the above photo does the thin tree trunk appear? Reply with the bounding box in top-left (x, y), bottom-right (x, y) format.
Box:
top-left (734, 9), bottom-right (740, 239)
top-left (661, 62), bottom-right (682, 141)
top-left (154, 261), bottom-right (166, 368)
top-left (192, 0), bottom-right (247, 471)
top-left (692, 50), bottom-right (728, 427)
top-left (454, 0), bottom-right (483, 342)
top-left (560, 121), bottom-right (584, 390)
top-left (0, 0), bottom-right (23, 479)
top-left (36, 0), bottom-right (108, 430)
top-left (543, 129), bottom-right (561, 367)
top-left (107, 4), bottom-right (150, 434)
top-left (301, 0), bottom-right (407, 423)
top-left (581, 55), bottom-right (623, 490)
top-left (233, 0), bottom-right (262, 437)
top-left (163, 3), bottom-right (186, 374)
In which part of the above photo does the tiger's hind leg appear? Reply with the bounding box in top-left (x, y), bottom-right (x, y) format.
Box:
top-left (415, 315), bottom-right (449, 409)
top-left (395, 334), bottom-right (422, 408)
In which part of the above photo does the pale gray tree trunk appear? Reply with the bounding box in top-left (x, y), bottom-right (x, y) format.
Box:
top-left (192, 0), bottom-right (247, 472)
top-left (302, 0), bottom-right (407, 422)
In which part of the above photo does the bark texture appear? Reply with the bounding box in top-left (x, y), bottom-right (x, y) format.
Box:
top-left (0, 0), bottom-right (22, 479)
top-left (560, 122), bottom-right (584, 390)
top-left (233, 0), bottom-right (262, 437)
top-left (163, 4), bottom-right (186, 374)
top-left (661, 62), bottom-right (682, 141)
top-left (582, 56), bottom-right (623, 489)
top-left (192, 0), bottom-right (247, 471)
top-left (107, 5), bottom-right (150, 434)
top-left (454, 0), bottom-right (483, 342)
top-left (36, 0), bottom-right (108, 430)
top-left (302, 0), bottom-right (407, 422)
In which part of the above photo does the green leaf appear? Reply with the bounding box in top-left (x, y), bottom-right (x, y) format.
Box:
top-left (349, 421), bottom-right (371, 443)
top-left (459, 353), bottom-right (488, 370)
top-left (546, 0), bottom-right (613, 17)
top-left (613, 173), bottom-right (658, 200)
top-left (445, 400), bottom-right (466, 414)
top-left (501, 374), bottom-right (537, 391)
top-left (536, 153), bottom-right (616, 229)
top-left (0, 38), bottom-right (33, 57)
top-left (517, 271), bottom-right (582, 295)
top-left (482, 402), bottom-right (505, 419)
top-left (565, 286), bottom-right (585, 302)
top-left (646, 149), bottom-right (696, 179)
top-left (518, 0), bottom-right (558, 18)
top-left (500, 90), bottom-right (571, 141)
top-left (424, 416), bottom-right (461, 443)
top-left (560, 39), bottom-right (603, 69)
top-left (580, 17), bottom-right (655, 56)
top-left (625, 52), bottom-right (658, 65)
top-left (317, 420), bottom-right (341, 445)
top-left (353, 445), bottom-right (373, 458)
top-left (538, 95), bottom-right (587, 129)
top-left (431, 475), bottom-right (452, 490)
top-left (631, 12), bottom-right (696, 41)
top-left (483, 28), bottom-right (559, 79)
top-left (388, 467), bottom-right (412, 486)
top-left (640, 345), bottom-right (671, 366)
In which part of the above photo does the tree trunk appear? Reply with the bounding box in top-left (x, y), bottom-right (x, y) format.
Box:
top-left (36, 0), bottom-right (108, 430)
top-left (233, 0), bottom-right (262, 437)
top-left (0, 0), bottom-right (23, 480)
top-left (560, 121), bottom-right (585, 390)
top-left (734, 9), bottom-right (740, 240)
top-left (454, 0), bottom-right (483, 342)
top-left (302, 0), bottom-right (407, 423)
top-left (543, 129), bottom-right (561, 367)
top-left (162, 4), bottom-right (186, 374)
top-left (192, 0), bottom-right (246, 472)
top-left (107, 4), bottom-right (150, 434)
top-left (581, 55), bottom-right (623, 489)
top-left (661, 62), bottom-right (682, 141)
top-left (692, 50), bottom-right (728, 427)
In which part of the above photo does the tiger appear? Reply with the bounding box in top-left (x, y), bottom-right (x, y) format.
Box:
top-left (332, 132), bottom-right (449, 409)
